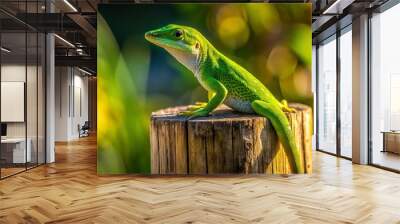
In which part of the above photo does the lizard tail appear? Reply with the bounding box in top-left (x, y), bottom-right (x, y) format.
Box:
top-left (251, 100), bottom-right (304, 173)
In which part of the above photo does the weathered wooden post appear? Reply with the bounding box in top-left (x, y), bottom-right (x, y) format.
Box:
top-left (150, 104), bottom-right (312, 174)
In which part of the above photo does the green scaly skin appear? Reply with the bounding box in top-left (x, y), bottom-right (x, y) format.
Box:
top-left (145, 24), bottom-right (304, 173)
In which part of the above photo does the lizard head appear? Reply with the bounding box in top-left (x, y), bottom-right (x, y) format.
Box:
top-left (145, 24), bottom-right (206, 73)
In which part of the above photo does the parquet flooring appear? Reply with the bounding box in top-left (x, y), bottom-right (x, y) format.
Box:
top-left (1, 167), bottom-right (26, 178)
top-left (1, 135), bottom-right (400, 223)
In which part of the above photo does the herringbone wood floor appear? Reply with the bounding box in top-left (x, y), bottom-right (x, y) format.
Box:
top-left (1, 135), bottom-right (400, 224)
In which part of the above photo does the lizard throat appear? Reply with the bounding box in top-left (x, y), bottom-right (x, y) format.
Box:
top-left (164, 47), bottom-right (201, 75)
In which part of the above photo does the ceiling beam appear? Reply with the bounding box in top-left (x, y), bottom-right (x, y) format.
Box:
top-left (312, 15), bottom-right (335, 33)
top-left (11, 13), bottom-right (82, 32)
top-left (322, 0), bottom-right (356, 14)
top-left (55, 55), bottom-right (96, 71)
top-left (67, 13), bottom-right (96, 46)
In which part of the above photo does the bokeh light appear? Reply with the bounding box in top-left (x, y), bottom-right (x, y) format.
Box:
top-left (215, 5), bottom-right (249, 49)
top-left (266, 46), bottom-right (298, 79)
top-left (245, 4), bottom-right (280, 35)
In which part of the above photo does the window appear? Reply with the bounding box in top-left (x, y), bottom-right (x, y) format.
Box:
top-left (339, 28), bottom-right (352, 158)
top-left (371, 3), bottom-right (400, 171)
top-left (317, 36), bottom-right (337, 154)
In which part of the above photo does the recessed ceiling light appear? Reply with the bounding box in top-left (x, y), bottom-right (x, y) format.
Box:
top-left (322, 0), bottom-right (354, 15)
top-left (1, 47), bottom-right (11, 53)
top-left (78, 67), bottom-right (93, 76)
top-left (63, 0), bottom-right (78, 12)
top-left (54, 34), bottom-right (75, 48)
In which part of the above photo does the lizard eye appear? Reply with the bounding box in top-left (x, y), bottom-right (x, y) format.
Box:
top-left (175, 30), bottom-right (183, 38)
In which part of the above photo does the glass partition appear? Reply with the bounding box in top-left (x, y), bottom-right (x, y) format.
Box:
top-left (1, 30), bottom-right (28, 177)
top-left (0, 2), bottom-right (46, 179)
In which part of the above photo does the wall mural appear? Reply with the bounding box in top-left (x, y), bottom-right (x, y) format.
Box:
top-left (98, 3), bottom-right (312, 174)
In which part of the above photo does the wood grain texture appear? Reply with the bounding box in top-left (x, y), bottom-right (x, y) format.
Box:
top-left (151, 104), bottom-right (312, 174)
top-left (1, 135), bottom-right (400, 223)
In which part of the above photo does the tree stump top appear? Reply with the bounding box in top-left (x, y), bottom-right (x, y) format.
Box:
top-left (152, 103), bottom-right (311, 121)
top-left (150, 103), bottom-right (312, 175)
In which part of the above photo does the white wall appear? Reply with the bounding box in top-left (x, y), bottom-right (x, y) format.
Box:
top-left (72, 72), bottom-right (89, 138)
top-left (1, 65), bottom-right (38, 138)
top-left (1, 64), bottom-right (26, 81)
top-left (1, 65), bottom-right (26, 140)
top-left (55, 66), bottom-right (69, 141)
top-left (55, 67), bottom-right (89, 141)
top-left (1, 82), bottom-right (25, 122)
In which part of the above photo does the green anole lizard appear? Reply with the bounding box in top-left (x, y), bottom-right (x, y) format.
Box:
top-left (145, 24), bottom-right (303, 173)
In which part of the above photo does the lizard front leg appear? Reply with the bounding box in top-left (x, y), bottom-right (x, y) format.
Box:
top-left (280, 99), bottom-right (296, 113)
top-left (180, 77), bottom-right (227, 119)
top-left (184, 92), bottom-right (215, 112)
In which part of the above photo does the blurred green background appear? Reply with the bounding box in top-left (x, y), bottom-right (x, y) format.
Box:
top-left (97, 3), bottom-right (312, 174)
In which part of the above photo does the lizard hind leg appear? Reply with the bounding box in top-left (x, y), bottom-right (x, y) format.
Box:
top-left (185, 102), bottom-right (207, 112)
top-left (281, 99), bottom-right (296, 113)
top-left (251, 100), bottom-right (304, 173)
